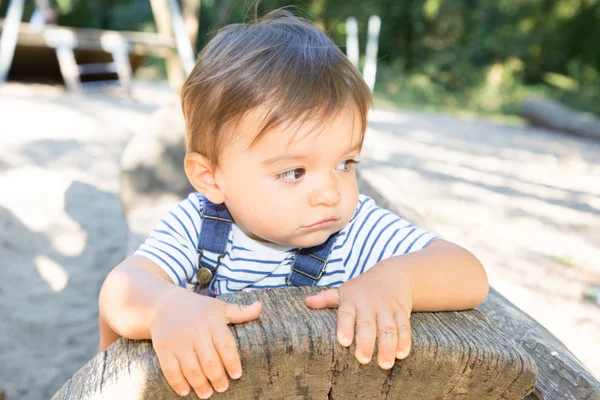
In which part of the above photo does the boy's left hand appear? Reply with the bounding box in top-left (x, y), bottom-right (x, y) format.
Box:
top-left (304, 263), bottom-right (413, 370)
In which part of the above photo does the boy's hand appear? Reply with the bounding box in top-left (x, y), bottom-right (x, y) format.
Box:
top-left (304, 263), bottom-right (413, 370)
top-left (150, 288), bottom-right (262, 398)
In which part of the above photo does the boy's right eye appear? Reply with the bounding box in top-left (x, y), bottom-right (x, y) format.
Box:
top-left (277, 168), bottom-right (305, 183)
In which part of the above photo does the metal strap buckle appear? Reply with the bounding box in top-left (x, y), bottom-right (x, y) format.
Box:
top-left (199, 207), bottom-right (233, 223)
top-left (196, 250), bottom-right (226, 286)
top-left (289, 251), bottom-right (327, 280)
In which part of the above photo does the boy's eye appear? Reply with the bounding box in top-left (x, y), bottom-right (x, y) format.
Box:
top-left (278, 168), bottom-right (305, 182)
top-left (336, 159), bottom-right (359, 171)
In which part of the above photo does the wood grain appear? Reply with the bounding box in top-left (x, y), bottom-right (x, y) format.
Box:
top-left (52, 287), bottom-right (536, 400)
top-left (479, 288), bottom-right (600, 400)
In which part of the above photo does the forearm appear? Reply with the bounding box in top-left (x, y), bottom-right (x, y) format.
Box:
top-left (373, 239), bottom-right (489, 311)
top-left (99, 313), bottom-right (121, 351)
top-left (99, 256), bottom-right (183, 340)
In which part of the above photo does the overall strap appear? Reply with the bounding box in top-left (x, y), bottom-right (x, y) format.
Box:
top-left (286, 233), bottom-right (339, 287)
top-left (196, 202), bottom-right (233, 288)
top-left (197, 199), bottom-right (340, 289)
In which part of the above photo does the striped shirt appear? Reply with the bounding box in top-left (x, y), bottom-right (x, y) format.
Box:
top-left (136, 192), bottom-right (438, 295)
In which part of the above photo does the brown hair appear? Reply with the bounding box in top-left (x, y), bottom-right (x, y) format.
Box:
top-left (181, 8), bottom-right (373, 166)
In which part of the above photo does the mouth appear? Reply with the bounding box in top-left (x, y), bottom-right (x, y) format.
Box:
top-left (302, 217), bottom-right (340, 230)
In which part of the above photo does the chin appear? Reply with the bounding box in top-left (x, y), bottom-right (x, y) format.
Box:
top-left (293, 230), bottom-right (336, 249)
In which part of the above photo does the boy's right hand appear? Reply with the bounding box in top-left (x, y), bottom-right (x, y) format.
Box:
top-left (149, 288), bottom-right (262, 399)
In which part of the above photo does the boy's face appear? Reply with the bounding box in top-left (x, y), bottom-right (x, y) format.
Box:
top-left (214, 105), bottom-right (363, 248)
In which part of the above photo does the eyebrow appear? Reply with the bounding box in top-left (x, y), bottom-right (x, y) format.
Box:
top-left (262, 143), bottom-right (362, 166)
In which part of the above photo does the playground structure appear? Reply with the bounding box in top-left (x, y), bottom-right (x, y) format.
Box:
top-left (0, 0), bottom-right (196, 91)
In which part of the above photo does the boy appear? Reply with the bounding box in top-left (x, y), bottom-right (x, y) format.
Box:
top-left (99, 10), bottom-right (489, 399)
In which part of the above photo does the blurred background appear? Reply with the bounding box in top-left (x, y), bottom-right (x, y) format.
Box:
top-left (2, 0), bottom-right (600, 116)
top-left (0, 1), bottom-right (599, 399)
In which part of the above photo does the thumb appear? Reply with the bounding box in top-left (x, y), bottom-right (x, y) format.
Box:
top-left (305, 288), bottom-right (340, 309)
top-left (225, 301), bottom-right (262, 324)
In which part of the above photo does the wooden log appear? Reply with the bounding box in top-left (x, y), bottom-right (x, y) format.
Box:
top-left (519, 97), bottom-right (600, 140)
top-left (478, 289), bottom-right (600, 400)
top-left (5, 44), bottom-right (145, 84)
top-left (52, 287), bottom-right (536, 399)
top-left (0, 22), bottom-right (177, 58)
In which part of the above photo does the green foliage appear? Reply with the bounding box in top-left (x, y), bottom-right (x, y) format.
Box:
top-left (1, 0), bottom-right (597, 117)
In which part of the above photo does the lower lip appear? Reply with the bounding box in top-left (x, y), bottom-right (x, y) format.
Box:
top-left (303, 219), bottom-right (338, 230)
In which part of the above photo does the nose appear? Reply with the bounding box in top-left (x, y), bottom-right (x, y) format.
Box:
top-left (309, 173), bottom-right (341, 207)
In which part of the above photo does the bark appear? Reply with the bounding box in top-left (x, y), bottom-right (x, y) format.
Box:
top-left (479, 289), bottom-right (600, 400)
top-left (52, 287), bottom-right (536, 400)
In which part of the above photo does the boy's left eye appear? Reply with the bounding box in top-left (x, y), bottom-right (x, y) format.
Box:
top-left (276, 160), bottom-right (359, 184)
top-left (336, 159), bottom-right (359, 171)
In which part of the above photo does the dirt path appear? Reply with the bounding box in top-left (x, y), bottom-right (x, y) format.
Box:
top-left (0, 82), bottom-right (597, 399)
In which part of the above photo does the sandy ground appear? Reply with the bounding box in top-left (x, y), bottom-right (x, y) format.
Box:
top-left (0, 82), bottom-right (177, 400)
top-left (0, 82), bottom-right (598, 399)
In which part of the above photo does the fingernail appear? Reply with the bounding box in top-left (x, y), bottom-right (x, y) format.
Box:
top-left (381, 361), bottom-right (393, 369)
top-left (358, 355), bottom-right (370, 364)
top-left (338, 334), bottom-right (351, 347)
top-left (396, 351), bottom-right (405, 359)
top-left (179, 388), bottom-right (189, 397)
top-left (199, 391), bottom-right (212, 399)
top-left (231, 371), bottom-right (241, 379)
top-left (215, 385), bottom-right (228, 393)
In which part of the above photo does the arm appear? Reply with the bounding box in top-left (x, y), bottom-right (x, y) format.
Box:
top-left (375, 239), bottom-right (489, 311)
top-left (99, 255), bottom-right (180, 350)
top-left (98, 255), bottom-right (262, 398)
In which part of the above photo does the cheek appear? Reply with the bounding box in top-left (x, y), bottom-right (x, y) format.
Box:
top-left (229, 174), bottom-right (292, 214)
top-left (342, 177), bottom-right (359, 211)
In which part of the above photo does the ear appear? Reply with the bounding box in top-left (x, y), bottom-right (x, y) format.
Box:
top-left (184, 152), bottom-right (226, 204)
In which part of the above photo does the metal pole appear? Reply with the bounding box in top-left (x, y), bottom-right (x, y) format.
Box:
top-left (0, 0), bottom-right (26, 82)
top-left (345, 16), bottom-right (359, 70)
top-left (363, 15), bottom-right (381, 92)
top-left (167, 0), bottom-right (196, 76)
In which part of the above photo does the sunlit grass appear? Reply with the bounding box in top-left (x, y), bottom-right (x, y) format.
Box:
top-left (374, 60), bottom-right (600, 122)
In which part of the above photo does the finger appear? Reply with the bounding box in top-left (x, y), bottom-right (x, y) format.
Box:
top-left (336, 303), bottom-right (356, 347)
top-left (376, 312), bottom-right (398, 369)
top-left (224, 301), bottom-right (262, 324)
top-left (394, 308), bottom-right (412, 359)
top-left (178, 351), bottom-right (213, 399)
top-left (213, 326), bottom-right (243, 380)
top-left (304, 288), bottom-right (340, 309)
top-left (354, 307), bottom-right (377, 364)
top-left (153, 349), bottom-right (190, 397)
top-left (196, 339), bottom-right (229, 394)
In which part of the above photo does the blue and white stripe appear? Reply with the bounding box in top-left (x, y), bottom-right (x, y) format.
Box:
top-left (136, 192), bottom-right (438, 294)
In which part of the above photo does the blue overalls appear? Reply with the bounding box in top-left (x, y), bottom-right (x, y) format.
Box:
top-left (193, 200), bottom-right (339, 296)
